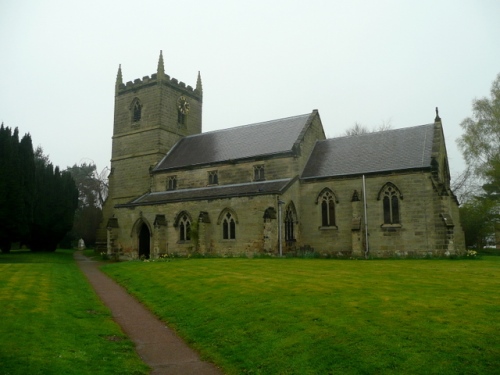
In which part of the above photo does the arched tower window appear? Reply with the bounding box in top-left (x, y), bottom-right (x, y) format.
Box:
top-left (378, 183), bottom-right (402, 225)
top-left (131, 98), bottom-right (142, 122)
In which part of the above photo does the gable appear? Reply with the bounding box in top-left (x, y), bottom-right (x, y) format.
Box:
top-left (302, 123), bottom-right (436, 179)
top-left (154, 112), bottom-right (320, 172)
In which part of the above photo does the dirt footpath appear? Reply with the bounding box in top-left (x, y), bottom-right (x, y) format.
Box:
top-left (74, 251), bottom-right (223, 375)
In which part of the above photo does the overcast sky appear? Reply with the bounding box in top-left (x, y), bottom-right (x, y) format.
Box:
top-left (1, 0), bottom-right (499, 178)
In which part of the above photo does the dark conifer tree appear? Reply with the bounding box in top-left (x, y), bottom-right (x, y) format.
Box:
top-left (0, 124), bottom-right (13, 252)
top-left (18, 134), bottom-right (35, 245)
top-left (0, 128), bottom-right (78, 252)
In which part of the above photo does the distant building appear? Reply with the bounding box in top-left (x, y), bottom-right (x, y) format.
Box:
top-left (97, 52), bottom-right (465, 258)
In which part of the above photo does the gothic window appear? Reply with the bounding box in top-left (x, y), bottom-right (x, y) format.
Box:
top-left (208, 170), bottom-right (218, 185)
top-left (179, 214), bottom-right (191, 241)
top-left (222, 212), bottom-right (236, 240)
top-left (320, 191), bottom-right (336, 227)
top-left (177, 111), bottom-right (186, 125)
top-left (285, 204), bottom-right (296, 242)
top-left (167, 176), bottom-right (177, 190)
top-left (254, 165), bottom-right (265, 181)
top-left (380, 183), bottom-right (401, 225)
top-left (131, 98), bottom-right (142, 122)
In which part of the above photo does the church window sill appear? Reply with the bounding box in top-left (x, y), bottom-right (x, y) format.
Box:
top-left (381, 224), bottom-right (402, 230)
top-left (319, 226), bottom-right (338, 231)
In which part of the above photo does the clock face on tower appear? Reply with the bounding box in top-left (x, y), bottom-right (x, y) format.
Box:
top-left (177, 96), bottom-right (190, 115)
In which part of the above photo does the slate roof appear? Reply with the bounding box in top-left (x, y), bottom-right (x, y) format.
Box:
top-left (117, 178), bottom-right (296, 207)
top-left (301, 123), bottom-right (436, 179)
top-left (154, 113), bottom-right (315, 171)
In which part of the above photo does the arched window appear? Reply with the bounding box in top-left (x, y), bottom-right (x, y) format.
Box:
top-left (218, 209), bottom-right (238, 240)
top-left (284, 204), bottom-right (297, 242)
top-left (378, 183), bottom-right (402, 225)
top-left (131, 98), bottom-right (142, 122)
top-left (320, 191), bottom-right (336, 227)
top-left (222, 212), bottom-right (236, 240)
top-left (167, 176), bottom-right (177, 190)
top-left (179, 214), bottom-right (191, 241)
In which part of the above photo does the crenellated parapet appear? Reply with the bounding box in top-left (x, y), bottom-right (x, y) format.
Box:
top-left (116, 50), bottom-right (202, 99)
top-left (118, 73), bottom-right (201, 98)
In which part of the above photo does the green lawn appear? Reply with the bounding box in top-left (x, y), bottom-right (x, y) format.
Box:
top-left (0, 250), bottom-right (149, 375)
top-left (102, 257), bottom-right (500, 375)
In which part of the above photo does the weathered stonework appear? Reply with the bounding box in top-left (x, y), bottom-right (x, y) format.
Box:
top-left (96, 54), bottom-right (465, 259)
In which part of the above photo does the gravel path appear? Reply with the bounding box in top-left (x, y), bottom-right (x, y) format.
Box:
top-left (75, 251), bottom-right (223, 375)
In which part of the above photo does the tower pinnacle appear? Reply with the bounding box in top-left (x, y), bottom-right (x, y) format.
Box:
top-left (196, 71), bottom-right (203, 97)
top-left (157, 50), bottom-right (165, 80)
top-left (115, 64), bottom-right (123, 92)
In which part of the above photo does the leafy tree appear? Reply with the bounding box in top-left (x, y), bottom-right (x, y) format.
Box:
top-left (457, 73), bottom-right (500, 248)
top-left (345, 119), bottom-right (392, 136)
top-left (457, 73), bottom-right (500, 179)
top-left (459, 197), bottom-right (496, 249)
top-left (66, 163), bottom-right (109, 246)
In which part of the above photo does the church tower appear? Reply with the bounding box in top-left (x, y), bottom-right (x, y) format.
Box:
top-left (96, 52), bottom-right (202, 251)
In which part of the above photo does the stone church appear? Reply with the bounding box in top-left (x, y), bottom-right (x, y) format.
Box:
top-left (97, 52), bottom-right (465, 258)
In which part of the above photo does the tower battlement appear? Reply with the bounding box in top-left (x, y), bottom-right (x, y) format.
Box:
top-left (118, 74), bottom-right (200, 97)
top-left (115, 50), bottom-right (203, 99)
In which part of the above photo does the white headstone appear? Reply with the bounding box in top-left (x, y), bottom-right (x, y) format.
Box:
top-left (78, 238), bottom-right (85, 250)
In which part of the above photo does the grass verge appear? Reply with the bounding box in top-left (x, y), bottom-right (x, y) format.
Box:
top-left (103, 257), bottom-right (500, 374)
top-left (0, 250), bottom-right (149, 375)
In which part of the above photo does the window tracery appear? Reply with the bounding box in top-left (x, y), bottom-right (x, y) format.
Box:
top-left (179, 214), bottom-right (191, 241)
top-left (222, 211), bottom-right (236, 240)
top-left (208, 170), bottom-right (218, 185)
top-left (285, 204), bottom-right (297, 242)
top-left (380, 183), bottom-right (401, 225)
top-left (254, 165), bottom-right (265, 181)
top-left (167, 176), bottom-right (177, 190)
top-left (131, 98), bottom-right (142, 122)
top-left (320, 190), bottom-right (336, 227)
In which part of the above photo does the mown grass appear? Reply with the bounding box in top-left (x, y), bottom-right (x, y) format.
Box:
top-left (0, 250), bottom-right (149, 375)
top-left (102, 257), bottom-right (500, 374)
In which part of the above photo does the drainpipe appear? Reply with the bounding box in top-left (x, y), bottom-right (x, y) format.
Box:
top-left (278, 197), bottom-right (285, 257)
top-left (363, 175), bottom-right (369, 259)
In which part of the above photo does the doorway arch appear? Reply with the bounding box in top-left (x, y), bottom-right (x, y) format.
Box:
top-left (138, 223), bottom-right (151, 258)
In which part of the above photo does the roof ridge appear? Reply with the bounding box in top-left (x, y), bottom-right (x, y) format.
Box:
top-left (329, 123), bottom-right (435, 142)
top-left (182, 112), bottom-right (312, 140)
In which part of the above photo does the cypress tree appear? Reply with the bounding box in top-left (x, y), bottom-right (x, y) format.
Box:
top-left (18, 134), bottom-right (35, 245)
top-left (0, 124), bottom-right (12, 252)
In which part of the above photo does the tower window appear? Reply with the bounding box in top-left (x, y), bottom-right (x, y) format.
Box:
top-left (177, 111), bottom-right (186, 125)
top-left (132, 99), bottom-right (142, 122)
top-left (254, 165), bottom-right (265, 181)
top-left (167, 176), bottom-right (177, 190)
top-left (208, 170), bottom-right (218, 185)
